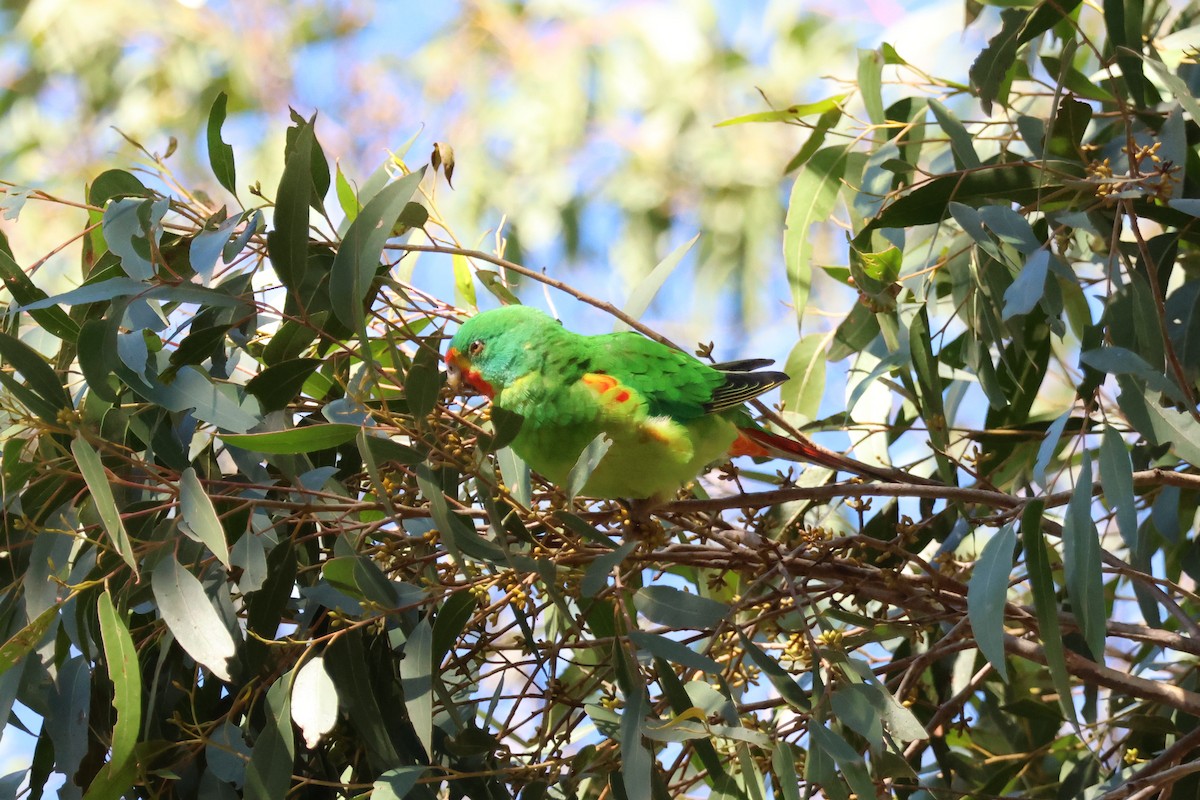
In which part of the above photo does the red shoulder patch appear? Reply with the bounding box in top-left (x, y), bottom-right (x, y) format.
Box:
top-left (582, 373), bottom-right (636, 406)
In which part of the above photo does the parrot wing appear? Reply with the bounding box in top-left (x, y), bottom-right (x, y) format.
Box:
top-left (583, 332), bottom-right (787, 420)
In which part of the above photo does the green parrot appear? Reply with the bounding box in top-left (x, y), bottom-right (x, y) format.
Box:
top-left (443, 305), bottom-right (873, 500)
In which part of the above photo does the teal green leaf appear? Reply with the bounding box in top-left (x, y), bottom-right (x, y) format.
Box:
top-left (401, 617), bottom-right (433, 758)
top-left (715, 93), bottom-right (848, 126)
top-left (738, 633), bottom-right (810, 712)
top-left (151, 554), bottom-right (237, 681)
top-left (618, 233), bottom-right (698, 328)
top-left (1002, 250), bottom-right (1050, 320)
top-left (567, 434), bottom-right (612, 503)
top-left (1099, 426), bottom-right (1137, 550)
top-left (72, 436), bottom-right (137, 572)
top-left (268, 121), bottom-right (313, 289)
top-left (178, 467), bottom-right (231, 568)
top-left (1021, 501), bottom-right (1076, 723)
top-left (0, 331), bottom-right (71, 415)
top-left (772, 743), bottom-right (800, 800)
top-left (780, 333), bottom-right (827, 420)
top-left (808, 724), bottom-right (875, 800)
top-left (88, 169), bottom-right (148, 207)
top-left (1080, 347), bottom-right (1184, 403)
top-left (928, 98), bottom-right (981, 170)
top-left (634, 586), bottom-right (729, 629)
top-left (0, 234), bottom-right (78, 341)
top-left (245, 358), bottom-right (321, 412)
top-left (219, 424), bottom-right (362, 454)
top-left (581, 539), bottom-right (637, 597)
top-left (330, 169), bottom-right (424, 330)
top-left (1063, 452), bottom-right (1105, 661)
top-left (784, 145), bottom-right (849, 330)
top-left (373, 767), bottom-right (429, 800)
top-left (96, 592), bottom-right (141, 775)
top-left (1142, 395), bottom-right (1200, 466)
top-left (830, 685), bottom-right (883, 748)
top-left (628, 630), bottom-right (722, 674)
top-left (206, 92), bottom-right (237, 195)
top-left (245, 675), bottom-right (295, 800)
top-left (431, 591), bottom-right (477, 668)
top-left (1033, 409), bottom-right (1071, 485)
top-left (967, 523), bottom-right (1016, 681)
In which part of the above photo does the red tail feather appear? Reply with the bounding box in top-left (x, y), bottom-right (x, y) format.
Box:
top-left (732, 426), bottom-right (899, 482)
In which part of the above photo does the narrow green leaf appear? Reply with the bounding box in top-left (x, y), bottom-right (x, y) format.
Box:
top-left (96, 592), bottom-right (141, 773)
top-left (928, 98), bottom-right (981, 169)
top-left (0, 234), bottom-right (78, 341)
top-left (967, 523), bottom-right (1016, 681)
top-left (634, 586), bottom-right (729, 629)
top-left (1142, 396), bottom-right (1200, 466)
top-left (1002, 250), bottom-right (1051, 320)
top-left (830, 685), bottom-right (883, 748)
top-left (206, 92), bottom-right (237, 195)
top-left (401, 617), bottom-right (434, 758)
top-left (772, 743), bottom-right (800, 800)
top-left (567, 434), bottom-right (612, 502)
top-left (72, 436), bottom-right (137, 573)
top-left (178, 467), bottom-right (231, 568)
top-left (0, 331), bottom-right (71, 415)
top-left (616, 643), bottom-right (653, 800)
top-left (628, 630), bottom-right (722, 674)
top-left (738, 633), bottom-right (810, 712)
top-left (245, 674), bottom-right (295, 800)
top-left (856, 48), bottom-right (885, 127)
top-left (431, 591), bottom-right (478, 668)
top-left (715, 93), bottom-right (848, 127)
top-left (325, 632), bottom-right (402, 769)
top-left (151, 554), bottom-right (237, 681)
top-left (1080, 347), bottom-right (1184, 403)
top-left (1033, 410), bottom-right (1072, 486)
top-left (969, 7), bottom-right (1025, 112)
top-left (268, 121), bottom-right (313, 289)
top-left (219, 424), bottom-right (362, 454)
top-left (1109, 3), bottom-right (1146, 107)
top-left (330, 169), bottom-right (424, 330)
top-left (870, 161), bottom-right (1082, 230)
top-left (405, 344), bottom-right (442, 421)
top-left (373, 767), bottom-right (429, 800)
top-left (784, 145), bottom-right (849, 330)
top-left (1063, 452), bottom-right (1105, 661)
top-left (335, 162), bottom-right (361, 222)
top-left (1021, 501), bottom-right (1076, 725)
top-left (0, 604), bottom-right (61, 677)
top-left (582, 540), bottom-right (637, 597)
top-left (245, 357), bottom-right (322, 412)
top-left (808, 724), bottom-right (875, 800)
top-left (1099, 426), bottom-right (1137, 550)
top-left (780, 333), bottom-right (827, 421)
top-left (618, 233), bottom-right (699, 328)
top-left (451, 253), bottom-right (476, 311)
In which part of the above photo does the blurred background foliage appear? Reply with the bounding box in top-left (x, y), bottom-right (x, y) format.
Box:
top-left (0, 0), bottom-right (966, 333)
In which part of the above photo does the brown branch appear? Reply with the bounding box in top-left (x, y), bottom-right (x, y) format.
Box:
top-left (1003, 633), bottom-right (1200, 716)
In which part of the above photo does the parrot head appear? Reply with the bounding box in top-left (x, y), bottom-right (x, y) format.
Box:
top-left (444, 305), bottom-right (562, 397)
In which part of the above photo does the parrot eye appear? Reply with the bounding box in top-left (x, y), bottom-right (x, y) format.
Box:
top-left (468, 339), bottom-right (485, 356)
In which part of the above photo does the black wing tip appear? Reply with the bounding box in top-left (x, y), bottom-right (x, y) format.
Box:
top-left (704, 369), bottom-right (790, 412)
top-left (711, 357), bottom-right (777, 372)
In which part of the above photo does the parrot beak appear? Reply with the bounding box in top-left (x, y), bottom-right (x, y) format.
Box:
top-left (444, 347), bottom-right (464, 390)
top-left (443, 347), bottom-right (495, 398)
